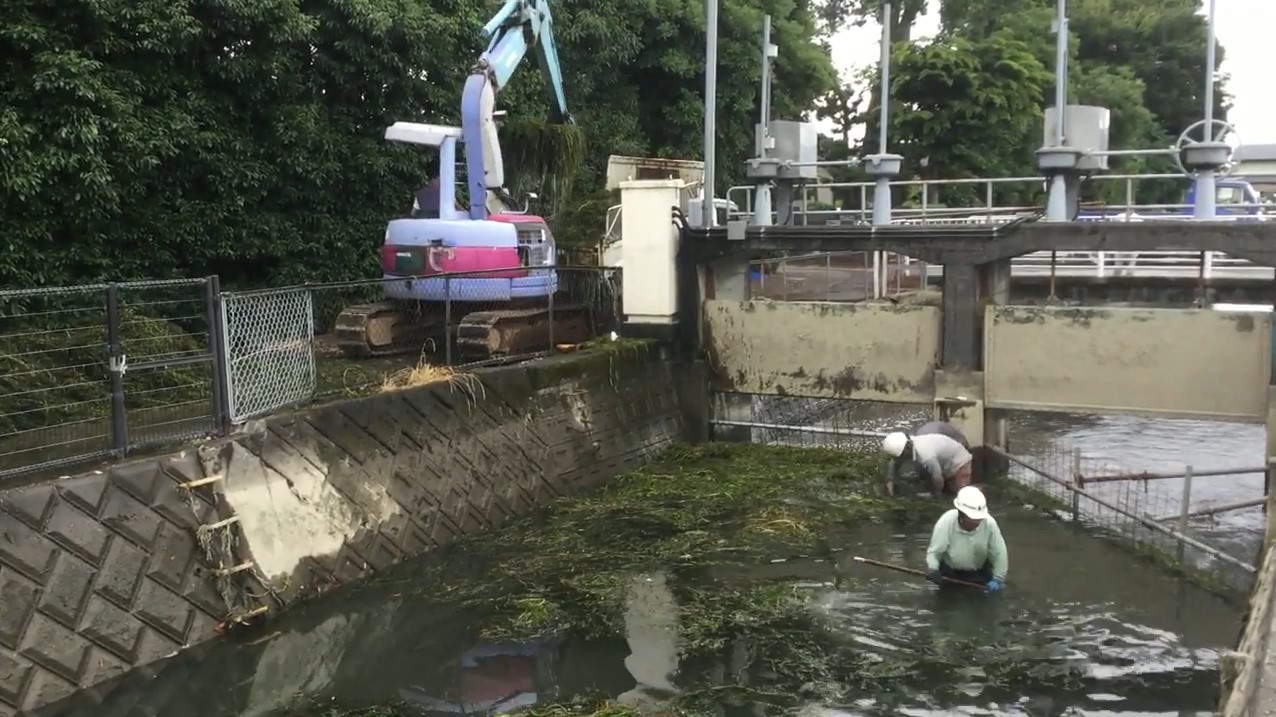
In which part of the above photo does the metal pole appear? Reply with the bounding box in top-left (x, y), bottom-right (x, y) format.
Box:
top-left (1044, 0), bottom-right (1070, 222)
top-left (1052, 0), bottom-right (1067, 148)
top-left (1194, 0), bottom-right (1219, 219)
top-left (753, 15), bottom-right (774, 226)
top-left (702, 0), bottom-right (719, 228)
top-left (878, 4), bottom-right (890, 155)
top-left (1204, 0), bottom-right (1217, 141)
top-left (204, 275), bottom-right (230, 435)
top-left (1071, 447), bottom-right (1082, 522)
top-left (760, 14), bottom-right (772, 134)
top-left (871, 3), bottom-right (893, 227)
top-left (1177, 465), bottom-right (1193, 564)
top-left (105, 284), bottom-right (129, 458)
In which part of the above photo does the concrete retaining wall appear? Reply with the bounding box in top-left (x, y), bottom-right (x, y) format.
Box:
top-left (0, 347), bottom-right (689, 715)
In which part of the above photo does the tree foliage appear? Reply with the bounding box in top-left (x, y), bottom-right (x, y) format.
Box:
top-left (1, 0), bottom-right (835, 287)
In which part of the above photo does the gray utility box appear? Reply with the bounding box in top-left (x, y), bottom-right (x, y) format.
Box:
top-left (757, 120), bottom-right (819, 181)
top-left (1043, 105), bottom-right (1112, 172)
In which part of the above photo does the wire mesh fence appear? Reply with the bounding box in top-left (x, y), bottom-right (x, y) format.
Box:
top-left (222, 266), bottom-right (624, 422)
top-left (994, 440), bottom-right (1264, 592)
top-left (708, 392), bottom-right (928, 451)
top-left (0, 278), bottom-right (226, 479)
top-left (748, 251), bottom-right (928, 302)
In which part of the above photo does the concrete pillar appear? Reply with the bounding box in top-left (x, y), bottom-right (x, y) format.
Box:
top-left (936, 259), bottom-right (1011, 482)
top-left (708, 254), bottom-right (753, 442)
top-left (980, 259), bottom-right (1012, 477)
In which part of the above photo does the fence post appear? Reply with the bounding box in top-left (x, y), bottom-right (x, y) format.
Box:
top-left (1178, 465), bottom-right (1194, 564)
top-left (444, 275), bottom-right (453, 366)
top-left (104, 284), bottom-right (129, 458)
top-left (1071, 447), bottom-right (1082, 522)
top-left (547, 271), bottom-right (556, 352)
top-left (204, 276), bottom-right (230, 436)
top-left (825, 254), bottom-right (831, 301)
top-left (781, 260), bottom-right (789, 301)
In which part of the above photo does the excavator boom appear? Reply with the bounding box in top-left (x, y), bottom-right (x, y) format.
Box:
top-left (462, 0), bottom-right (573, 220)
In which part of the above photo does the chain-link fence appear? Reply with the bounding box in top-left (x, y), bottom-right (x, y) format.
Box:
top-left (709, 391), bottom-right (929, 451)
top-left (992, 441), bottom-right (1263, 592)
top-left (748, 251), bottom-right (928, 302)
top-left (0, 278), bottom-right (228, 479)
top-left (222, 266), bottom-right (623, 422)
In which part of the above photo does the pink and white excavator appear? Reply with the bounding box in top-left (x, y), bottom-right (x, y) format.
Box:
top-left (334, 0), bottom-right (596, 359)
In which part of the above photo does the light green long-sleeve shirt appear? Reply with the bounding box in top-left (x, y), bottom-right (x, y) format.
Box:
top-left (925, 509), bottom-right (1009, 581)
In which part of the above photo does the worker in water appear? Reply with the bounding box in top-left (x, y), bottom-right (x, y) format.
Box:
top-left (881, 421), bottom-right (974, 496)
top-left (925, 485), bottom-right (1008, 593)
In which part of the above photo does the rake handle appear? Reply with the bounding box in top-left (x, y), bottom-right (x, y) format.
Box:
top-left (852, 555), bottom-right (988, 590)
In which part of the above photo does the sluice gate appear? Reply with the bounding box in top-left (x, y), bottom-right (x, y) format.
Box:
top-left (656, 214), bottom-right (1276, 716)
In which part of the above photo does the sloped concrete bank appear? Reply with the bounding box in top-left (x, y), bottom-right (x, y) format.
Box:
top-left (0, 346), bottom-right (693, 715)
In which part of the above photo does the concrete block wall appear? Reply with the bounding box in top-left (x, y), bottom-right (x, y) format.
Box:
top-left (0, 346), bottom-right (689, 715)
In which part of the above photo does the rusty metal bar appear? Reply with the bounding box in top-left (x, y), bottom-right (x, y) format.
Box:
top-left (710, 419), bottom-right (886, 439)
top-left (989, 446), bottom-right (1256, 574)
top-left (1080, 465), bottom-right (1265, 485)
top-left (1152, 497), bottom-right (1267, 523)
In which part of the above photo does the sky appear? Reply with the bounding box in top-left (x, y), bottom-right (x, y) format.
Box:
top-left (824, 0), bottom-right (1276, 145)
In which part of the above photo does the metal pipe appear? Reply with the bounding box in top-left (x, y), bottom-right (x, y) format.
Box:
top-left (709, 419), bottom-right (887, 439)
top-left (1194, 0), bottom-right (1220, 221)
top-left (878, 3), bottom-right (891, 154)
top-left (1080, 465), bottom-right (1266, 485)
top-left (702, 0), bottom-right (719, 228)
top-left (1152, 497), bottom-right (1266, 523)
top-left (1204, 0), bottom-right (1217, 140)
top-left (753, 15), bottom-right (774, 227)
top-left (990, 446), bottom-right (1256, 574)
top-left (760, 14), bottom-right (772, 139)
top-left (1090, 148), bottom-right (1176, 157)
top-left (1052, 0), bottom-right (1068, 147)
top-left (871, 3), bottom-right (895, 228)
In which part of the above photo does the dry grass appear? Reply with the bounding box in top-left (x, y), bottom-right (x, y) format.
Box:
top-left (378, 358), bottom-right (485, 404)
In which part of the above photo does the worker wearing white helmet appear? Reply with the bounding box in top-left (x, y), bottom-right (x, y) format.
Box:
top-left (924, 485), bottom-right (1008, 593)
top-left (881, 423), bottom-right (974, 496)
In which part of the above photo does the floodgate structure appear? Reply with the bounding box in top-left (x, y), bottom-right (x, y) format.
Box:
top-left (0, 165), bottom-right (1271, 715)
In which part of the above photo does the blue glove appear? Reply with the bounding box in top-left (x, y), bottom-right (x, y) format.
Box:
top-left (985, 579), bottom-right (1003, 593)
top-left (926, 570), bottom-right (944, 585)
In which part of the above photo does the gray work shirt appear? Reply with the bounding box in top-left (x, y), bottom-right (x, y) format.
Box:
top-left (912, 433), bottom-right (973, 480)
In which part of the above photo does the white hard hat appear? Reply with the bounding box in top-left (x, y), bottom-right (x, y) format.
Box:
top-left (882, 432), bottom-right (909, 458)
top-left (954, 485), bottom-right (989, 521)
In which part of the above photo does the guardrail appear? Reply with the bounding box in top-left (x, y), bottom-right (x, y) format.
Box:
top-left (750, 248), bottom-right (1274, 288)
top-left (726, 171), bottom-right (1276, 225)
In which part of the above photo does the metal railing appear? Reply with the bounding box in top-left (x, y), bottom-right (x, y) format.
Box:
top-left (726, 171), bottom-right (1276, 226)
top-left (0, 278), bottom-right (229, 479)
top-left (991, 443), bottom-right (1263, 592)
top-left (746, 248), bottom-right (1273, 302)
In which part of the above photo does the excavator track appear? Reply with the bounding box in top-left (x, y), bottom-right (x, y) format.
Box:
top-left (455, 303), bottom-right (596, 359)
top-left (334, 301), bottom-right (449, 358)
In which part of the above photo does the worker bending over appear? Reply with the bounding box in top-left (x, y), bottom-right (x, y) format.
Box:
top-left (925, 486), bottom-right (1008, 593)
top-left (881, 421), bottom-right (974, 496)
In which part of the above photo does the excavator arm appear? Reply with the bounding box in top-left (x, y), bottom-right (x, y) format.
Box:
top-left (462, 0), bottom-right (573, 220)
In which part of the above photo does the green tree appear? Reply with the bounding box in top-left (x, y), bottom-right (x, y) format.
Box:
top-left (1, 0), bottom-right (835, 286)
top-left (888, 30), bottom-right (1054, 207)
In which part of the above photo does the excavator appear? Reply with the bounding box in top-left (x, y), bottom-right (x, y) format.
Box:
top-left (334, 0), bottom-right (597, 359)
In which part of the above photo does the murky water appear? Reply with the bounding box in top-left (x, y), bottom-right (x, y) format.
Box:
top-left (59, 500), bottom-right (1239, 717)
top-left (764, 393), bottom-right (1268, 574)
